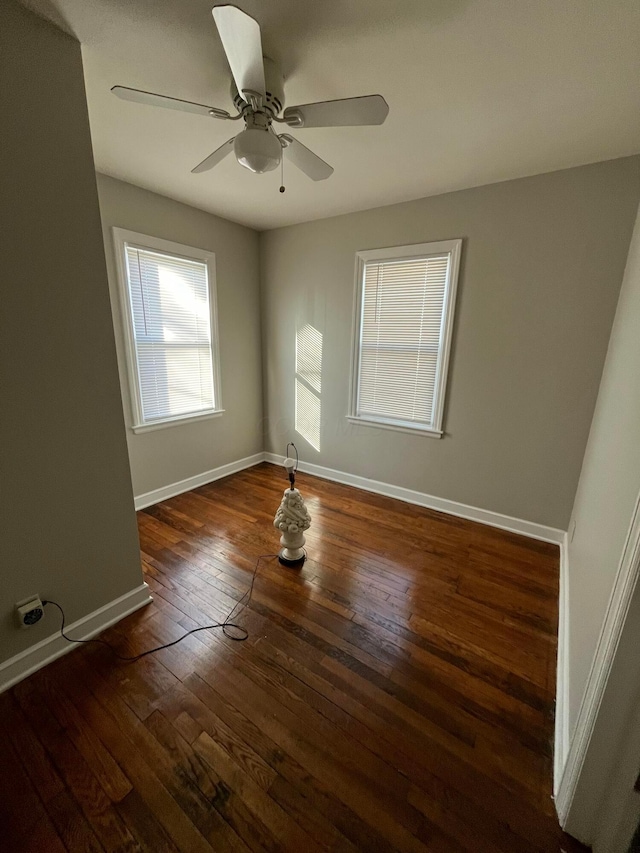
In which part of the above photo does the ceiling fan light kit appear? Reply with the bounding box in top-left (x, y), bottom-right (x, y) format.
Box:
top-left (111, 4), bottom-right (389, 185)
top-left (234, 117), bottom-right (282, 174)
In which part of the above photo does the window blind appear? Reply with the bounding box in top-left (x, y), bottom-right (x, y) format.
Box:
top-left (356, 253), bottom-right (451, 429)
top-left (124, 245), bottom-right (215, 424)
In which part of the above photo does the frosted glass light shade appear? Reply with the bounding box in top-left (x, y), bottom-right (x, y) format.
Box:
top-left (234, 128), bottom-right (281, 174)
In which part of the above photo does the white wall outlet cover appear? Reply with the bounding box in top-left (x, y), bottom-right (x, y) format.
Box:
top-left (15, 596), bottom-right (44, 629)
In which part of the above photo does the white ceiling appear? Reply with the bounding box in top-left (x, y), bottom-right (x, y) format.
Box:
top-left (29, 0), bottom-right (640, 230)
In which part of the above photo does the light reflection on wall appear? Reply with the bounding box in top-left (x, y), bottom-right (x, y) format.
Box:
top-left (295, 323), bottom-right (322, 451)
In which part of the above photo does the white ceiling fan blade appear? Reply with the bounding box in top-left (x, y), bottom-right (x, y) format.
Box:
top-left (280, 135), bottom-right (333, 181)
top-left (191, 138), bottom-right (236, 173)
top-left (112, 86), bottom-right (230, 119)
top-left (212, 5), bottom-right (265, 102)
top-left (282, 95), bottom-right (389, 128)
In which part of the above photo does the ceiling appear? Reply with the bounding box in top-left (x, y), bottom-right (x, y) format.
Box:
top-left (28, 0), bottom-right (640, 231)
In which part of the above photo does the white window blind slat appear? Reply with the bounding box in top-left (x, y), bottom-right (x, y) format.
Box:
top-left (124, 244), bottom-right (216, 424)
top-left (353, 248), bottom-right (458, 433)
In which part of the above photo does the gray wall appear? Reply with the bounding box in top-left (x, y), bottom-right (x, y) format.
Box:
top-left (566, 203), bottom-right (640, 739)
top-left (563, 205), bottom-right (640, 844)
top-left (0, 2), bottom-right (143, 663)
top-left (260, 158), bottom-right (640, 529)
top-left (96, 174), bottom-right (263, 499)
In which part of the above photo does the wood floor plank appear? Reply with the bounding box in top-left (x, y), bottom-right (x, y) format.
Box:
top-left (50, 656), bottom-right (218, 853)
top-left (115, 789), bottom-right (181, 853)
top-left (2, 694), bottom-right (66, 805)
top-left (44, 680), bottom-right (133, 804)
top-left (0, 702), bottom-right (69, 853)
top-left (46, 790), bottom-right (106, 853)
top-left (176, 672), bottom-right (392, 851)
top-left (1, 462), bottom-right (587, 852)
top-left (143, 709), bottom-right (271, 853)
top-left (13, 677), bottom-right (140, 853)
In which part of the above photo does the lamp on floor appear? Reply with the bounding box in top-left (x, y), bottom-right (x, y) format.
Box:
top-left (273, 443), bottom-right (311, 567)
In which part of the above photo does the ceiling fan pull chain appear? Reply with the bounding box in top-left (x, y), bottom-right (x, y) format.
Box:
top-left (280, 154), bottom-right (285, 193)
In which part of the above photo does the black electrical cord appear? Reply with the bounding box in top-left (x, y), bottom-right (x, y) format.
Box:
top-left (43, 553), bottom-right (278, 662)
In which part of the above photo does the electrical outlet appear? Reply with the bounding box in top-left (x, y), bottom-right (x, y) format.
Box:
top-left (15, 596), bottom-right (44, 629)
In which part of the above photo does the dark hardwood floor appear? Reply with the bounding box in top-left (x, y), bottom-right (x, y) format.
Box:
top-left (0, 462), bottom-right (588, 852)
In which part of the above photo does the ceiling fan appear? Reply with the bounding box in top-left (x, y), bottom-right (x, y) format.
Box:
top-left (112, 4), bottom-right (389, 182)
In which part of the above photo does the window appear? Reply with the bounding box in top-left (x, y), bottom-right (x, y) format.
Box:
top-left (112, 229), bottom-right (222, 432)
top-left (349, 239), bottom-right (461, 437)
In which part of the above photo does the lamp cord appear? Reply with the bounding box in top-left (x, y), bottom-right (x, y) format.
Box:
top-left (43, 553), bottom-right (278, 662)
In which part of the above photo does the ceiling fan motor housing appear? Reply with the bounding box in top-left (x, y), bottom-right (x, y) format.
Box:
top-left (231, 57), bottom-right (284, 117)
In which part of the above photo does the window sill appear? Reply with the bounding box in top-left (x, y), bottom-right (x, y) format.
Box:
top-left (132, 409), bottom-right (225, 434)
top-left (346, 416), bottom-right (443, 439)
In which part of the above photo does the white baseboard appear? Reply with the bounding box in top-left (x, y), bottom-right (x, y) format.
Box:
top-left (0, 583), bottom-right (152, 694)
top-left (135, 450), bottom-right (564, 544)
top-left (264, 454), bottom-right (565, 545)
top-left (134, 452), bottom-right (265, 510)
top-left (554, 532), bottom-right (570, 797)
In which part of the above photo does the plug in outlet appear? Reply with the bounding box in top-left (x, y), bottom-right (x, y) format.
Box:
top-left (15, 596), bottom-right (44, 629)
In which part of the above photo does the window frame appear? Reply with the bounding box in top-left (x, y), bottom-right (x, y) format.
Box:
top-left (348, 238), bottom-right (462, 438)
top-left (112, 227), bottom-right (223, 433)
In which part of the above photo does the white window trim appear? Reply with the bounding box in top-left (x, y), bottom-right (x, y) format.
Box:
top-left (348, 238), bottom-right (462, 438)
top-left (112, 228), bottom-right (224, 432)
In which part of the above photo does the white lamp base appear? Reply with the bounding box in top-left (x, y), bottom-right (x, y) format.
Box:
top-left (273, 487), bottom-right (311, 569)
top-left (278, 530), bottom-right (306, 566)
